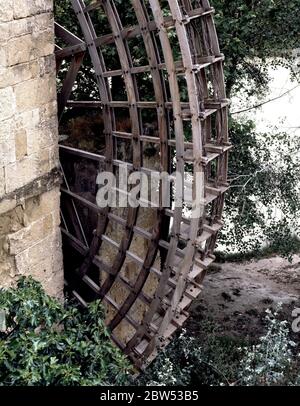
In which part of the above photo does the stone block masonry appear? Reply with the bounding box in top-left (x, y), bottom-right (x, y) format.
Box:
top-left (0, 1), bottom-right (63, 298)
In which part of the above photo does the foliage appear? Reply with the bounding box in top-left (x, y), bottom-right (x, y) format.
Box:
top-left (215, 235), bottom-right (300, 263)
top-left (213, 0), bottom-right (300, 97)
top-left (137, 307), bottom-right (299, 386)
top-left (212, 0), bottom-right (300, 256)
top-left (218, 118), bottom-right (300, 256)
top-left (139, 332), bottom-right (202, 386)
top-left (138, 324), bottom-right (244, 386)
top-left (238, 305), bottom-right (298, 386)
top-left (2, 279), bottom-right (297, 387)
top-left (0, 277), bottom-right (131, 386)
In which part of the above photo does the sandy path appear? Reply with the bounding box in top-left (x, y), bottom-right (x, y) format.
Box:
top-left (189, 255), bottom-right (300, 339)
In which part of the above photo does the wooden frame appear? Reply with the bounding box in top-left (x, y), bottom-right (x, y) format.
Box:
top-left (55, 0), bottom-right (230, 369)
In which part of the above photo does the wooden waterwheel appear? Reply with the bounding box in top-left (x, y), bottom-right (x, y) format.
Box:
top-left (55, 0), bottom-right (230, 368)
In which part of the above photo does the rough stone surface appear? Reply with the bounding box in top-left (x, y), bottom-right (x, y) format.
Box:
top-left (0, 168), bottom-right (5, 197)
top-left (13, 1), bottom-right (53, 20)
top-left (0, 1), bottom-right (14, 23)
top-left (0, 188), bottom-right (63, 298)
top-left (0, 87), bottom-right (15, 121)
top-left (0, 1), bottom-right (63, 298)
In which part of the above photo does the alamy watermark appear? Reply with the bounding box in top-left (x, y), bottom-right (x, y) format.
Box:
top-left (95, 165), bottom-right (205, 218)
top-left (0, 310), bottom-right (6, 332)
top-left (292, 308), bottom-right (300, 333)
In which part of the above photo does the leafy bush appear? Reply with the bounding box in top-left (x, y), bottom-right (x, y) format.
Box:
top-left (139, 332), bottom-right (202, 386)
top-left (1, 279), bottom-right (298, 387)
top-left (238, 305), bottom-right (298, 386)
top-left (219, 118), bottom-right (300, 258)
top-left (0, 277), bottom-right (131, 386)
top-left (138, 326), bottom-right (242, 386)
top-left (138, 307), bottom-right (299, 386)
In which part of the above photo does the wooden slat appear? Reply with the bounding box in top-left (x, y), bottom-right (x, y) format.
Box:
top-left (57, 52), bottom-right (85, 121)
top-left (55, 22), bottom-right (85, 46)
top-left (93, 7), bottom-right (215, 48)
top-left (55, 43), bottom-right (86, 60)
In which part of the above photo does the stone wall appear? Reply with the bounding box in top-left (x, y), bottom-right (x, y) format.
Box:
top-left (0, 1), bottom-right (63, 297)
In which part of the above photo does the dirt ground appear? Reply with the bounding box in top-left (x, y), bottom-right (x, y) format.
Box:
top-left (188, 255), bottom-right (300, 341)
